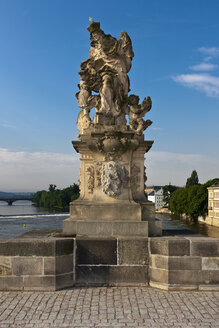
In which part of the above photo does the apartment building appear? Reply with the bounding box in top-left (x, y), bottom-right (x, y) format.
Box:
top-left (207, 183), bottom-right (219, 227)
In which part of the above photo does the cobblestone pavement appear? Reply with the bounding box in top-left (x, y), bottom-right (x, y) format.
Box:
top-left (0, 287), bottom-right (218, 328)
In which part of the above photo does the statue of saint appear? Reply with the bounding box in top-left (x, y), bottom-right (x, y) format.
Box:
top-left (77, 21), bottom-right (134, 125)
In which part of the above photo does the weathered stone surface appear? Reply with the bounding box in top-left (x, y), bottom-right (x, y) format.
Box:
top-left (190, 238), bottom-right (219, 257)
top-left (200, 270), bottom-right (219, 284)
top-left (168, 270), bottom-right (200, 285)
top-left (55, 239), bottom-right (74, 256)
top-left (12, 257), bottom-right (43, 276)
top-left (0, 239), bottom-right (73, 257)
top-left (56, 255), bottom-right (73, 274)
top-left (148, 221), bottom-right (162, 236)
top-left (168, 256), bottom-right (201, 270)
top-left (150, 254), bottom-right (168, 270)
top-left (149, 238), bottom-right (190, 256)
top-left (77, 221), bottom-right (113, 236)
top-left (69, 203), bottom-right (142, 222)
top-left (76, 265), bottom-right (108, 286)
top-left (202, 257), bottom-right (219, 270)
top-left (149, 267), bottom-right (168, 284)
top-left (44, 257), bottom-right (55, 275)
top-left (76, 265), bottom-right (148, 286)
top-left (64, 220), bottom-right (149, 237)
top-left (0, 276), bottom-right (23, 291)
top-left (118, 238), bottom-right (148, 265)
top-left (56, 273), bottom-right (74, 290)
top-left (0, 256), bottom-right (12, 275)
top-left (109, 266), bottom-right (148, 285)
top-left (0, 240), bottom-right (55, 256)
top-left (112, 221), bottom-right (148, 236)
top-left (44, 255), bottom-right (73, 275)
top-left (76, 239), bottom-right (117, 265)
top-left (23, 276), bottom-right (55, 291)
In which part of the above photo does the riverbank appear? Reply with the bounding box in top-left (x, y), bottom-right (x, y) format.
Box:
top-left (158, 207), bottom-right (219, 234)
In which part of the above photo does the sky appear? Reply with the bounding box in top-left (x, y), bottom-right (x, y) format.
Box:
top-left (0, 0), bottom-right (219, 191)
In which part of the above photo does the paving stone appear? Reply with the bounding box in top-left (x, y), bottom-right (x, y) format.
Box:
top-left (0, 287), bottom-right (218, 327)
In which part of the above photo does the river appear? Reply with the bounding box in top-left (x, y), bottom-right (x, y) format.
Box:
top-left (0, 201), bottom-right (219, 239)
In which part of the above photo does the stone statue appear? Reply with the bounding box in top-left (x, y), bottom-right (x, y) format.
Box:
top-left (76, 21), bottom-right (152, 136)
top-left (128, 94), bottom-right (152, 135)
top-left (77, 21), bottom-right (134, 127)
top-left (62, 21), bottom-right (160, 237)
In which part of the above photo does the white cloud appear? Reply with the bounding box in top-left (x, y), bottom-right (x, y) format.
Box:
top-left (0, 148), bottom-right (80, 192)
top-left (172, 47), bottom-right (219, 97)
top-left (146, 151), bottom-right (219, 186)
top-left (172, 73), bottom-right (219, 97)
top-left (190, 62), bottom-right (218, 71)
top-left (198, 47), bottom-right (219, 59)
top-left (0, 148), bottom-right (218, 192)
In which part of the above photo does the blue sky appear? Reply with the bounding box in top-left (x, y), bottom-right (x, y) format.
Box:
top-left (0, 0), bottom-right (219, 191)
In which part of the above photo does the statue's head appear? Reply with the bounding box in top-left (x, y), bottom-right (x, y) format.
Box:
top-left (128, 94), bottom-right (139, 106)
top-left (87, 21), bottom-right (100, 33)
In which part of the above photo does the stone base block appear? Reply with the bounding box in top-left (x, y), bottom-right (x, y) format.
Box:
top-left (69, 201), bottom-right (142, 221)
top-left (149, 236), bottom-right (219, 290)
top-left (76, 265), bottom-right (148, 287)
top-left (0, 234), bottom-right (74, 291)
top-left (0, 276), bottom-right (23, 291)
top-left (63, 219), bottom-right (162, 237)
top-left (149, 237), bottom-right (190, 256)
top-left (149, 281), bottom-right (198, 291)
top-left (63, 219), bottom-right (149, 237)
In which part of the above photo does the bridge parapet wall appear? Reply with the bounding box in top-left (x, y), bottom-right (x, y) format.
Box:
top-left (0, 232), bottom-right (218, 291)
top-left (149, 236), bottom-right (219, 290)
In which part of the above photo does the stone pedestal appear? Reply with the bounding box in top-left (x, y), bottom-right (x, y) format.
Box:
top-left (63, 126), bottom-right (162, 237)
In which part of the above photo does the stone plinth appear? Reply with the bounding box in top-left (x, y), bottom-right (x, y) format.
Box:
top-left (149, 236), bottom-right (219, 290)
top-left (63, 129), bottom-right (160, 237)
top-left (0, 231), bottom-right (74, 291)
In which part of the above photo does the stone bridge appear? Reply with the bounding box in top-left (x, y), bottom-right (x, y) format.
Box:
top-left (0, 196), bottom-right (33, 205)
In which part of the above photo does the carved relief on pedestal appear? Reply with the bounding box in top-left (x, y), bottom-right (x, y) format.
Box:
top-left (101, 161), bottom-right (124, 197)
top-left (95, 162), bottom-right (103, 187)
top-left (87, 135), bottom-right (139, 161)
top-left (130, 164), bottom-right (141, 195)
top-left (86, 165), bottom-right (95, 193)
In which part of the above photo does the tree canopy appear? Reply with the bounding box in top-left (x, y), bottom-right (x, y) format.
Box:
top-left (186, 170), bottom-right (199, 187)
top-left (169, 175), bottom-right (219, 221)
top-left (163, 184), bottom-right (178, 207)
top-left (32, 184), bottom-right (80, 211)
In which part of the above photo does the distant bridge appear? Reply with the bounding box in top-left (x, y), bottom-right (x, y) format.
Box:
top-left (0, 195), bottom-right (33, 205)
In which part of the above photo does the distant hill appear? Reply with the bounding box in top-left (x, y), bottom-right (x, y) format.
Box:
top-left (0, 191), bottom-right (34, 198)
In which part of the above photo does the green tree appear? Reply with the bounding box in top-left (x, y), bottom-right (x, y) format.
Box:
top-left (186, 170), bottom-right (199, 187)
top-left (32, 184), bottom-right (80, 210)
top-left (49, 184), bottom-right (57, 192)
top-left (163, 184), bottom-right (178, 207)
top-left (168, 177), bottom-right (219, 221)
top-left (169, 187), bottom-right (188, 215)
